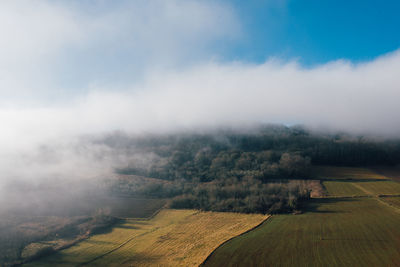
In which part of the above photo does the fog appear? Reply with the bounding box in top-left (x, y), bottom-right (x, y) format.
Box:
top-left (3, 51), bottom-right (400, 151)
top-left (1, 0), bottom-right (400, 213)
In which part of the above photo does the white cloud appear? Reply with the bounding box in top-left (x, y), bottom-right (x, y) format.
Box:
top-left (0, 0), bottom-right (241, 193)
top-left (0, 0), bottom-right (240, 102)
top-left (73, 50), bottom-right (400, 137)
top-left (1, 50), bottom-right (400, 155)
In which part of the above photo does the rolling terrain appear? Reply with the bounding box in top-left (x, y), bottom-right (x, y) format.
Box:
top-left (0, 197), bottom-right (165, 266)
top-left (26, 210), bottom-right (266, 267)
top-left (204, 166), bottom-right (400, 266)
top-left (24, 166), bottom-right (400, 266)
top-left (380, 196), bottom-right (400, 209)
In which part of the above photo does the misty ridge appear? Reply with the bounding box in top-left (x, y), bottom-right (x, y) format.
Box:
top-left (2, 124), bottom-right (400, 217)
top-left (2, 124), bottom-right (400, 265)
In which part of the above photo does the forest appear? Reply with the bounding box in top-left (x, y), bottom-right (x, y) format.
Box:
top-left (107, 124), bottom-right (400, 213)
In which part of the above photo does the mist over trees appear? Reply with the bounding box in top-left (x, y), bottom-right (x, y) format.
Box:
top-left (2, 124), bottom-right (400, 265)
top-left (107, 124), bottom-right (400, 214)
top-left (113, 125), bottom-right (400, 181)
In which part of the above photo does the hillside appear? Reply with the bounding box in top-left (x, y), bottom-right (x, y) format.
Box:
top-left (26, 210), bottom-right (267, 267)
top-left (203, 166), bottom-right (400, 266)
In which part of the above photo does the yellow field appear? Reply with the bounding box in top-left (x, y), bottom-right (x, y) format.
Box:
top-left (26, 209), bottom-right (267, 267)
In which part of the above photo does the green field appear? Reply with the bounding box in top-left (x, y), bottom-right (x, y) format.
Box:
top-left (372, 166), bottom-right (400, 182)
top-left (205, 166), bottom-right (400, 266)
top-left (26, 210), bottom-right (266, 267)
top-left (380, 196), bottom-right (400, 209)
top-left (323, 180), bottom-right (400, 197)
top-left (313, 166), bottom-right (388, 180)
top-left (322, 181), bottom-right (367, 197)
top-left (98, 197), bottom-right (166, 218)
top-left (353, 181), bottom-right (400, 196)
top-left (204, 197), bottom-right (400, 267)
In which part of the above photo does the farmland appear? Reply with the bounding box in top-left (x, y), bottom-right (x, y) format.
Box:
top-left (353, 181), bottom-right (400, 196)
top-left (0, 197), bottom-right (165, 266)
top-left (380, 196), bottom-right (400, 209)
top-left (313, 166), bottom-right (388, 180)
top-left (372, 166), bottom-right (400, 182)
top-left (322, 181), bottom-right (367, 197)
top-left (204, 197), bottom-right (400, 267)
top-left (26, 210), bottom-right (266, 267)
top-left (93, 197), bottom-right (166, 218)
top-left (23, 166), bottom-right (400, 266)
top-left (204, 166), bottom-right (400, 266)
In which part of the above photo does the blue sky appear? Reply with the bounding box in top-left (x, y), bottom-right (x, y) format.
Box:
top-left (221, 0), bottom-right (400, 65)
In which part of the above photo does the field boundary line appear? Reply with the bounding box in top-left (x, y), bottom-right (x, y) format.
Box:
top-left (375, 197), bottom-right (400, 214)
top-left (350, 183), bottom-right (375, 196)
top-left (77, 225), bottom-right (162, 266)
top-left (379, 194), bottom-right (400, 198)
top-left (76, 205), bottom-right (168, 266)
top-left (127, 202), bottom-right (167, 221)
top-left (199, 215), bottom-right (272, 266)
top-left (314, 195), bottom-right (372, 199)
top-left (349, 183), bottom-right (400, 214)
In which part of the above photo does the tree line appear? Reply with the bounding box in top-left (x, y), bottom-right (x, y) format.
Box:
top-left (107, 124), bottom-right (400, 213)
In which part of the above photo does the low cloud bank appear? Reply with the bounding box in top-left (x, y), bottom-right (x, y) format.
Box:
top-left (2, 50), bottom-right (400, 153)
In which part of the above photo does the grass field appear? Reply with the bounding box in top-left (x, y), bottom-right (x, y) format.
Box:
top-left (205, 166), bottom-right (400, 266)
top-left (322, 181), bottom-right (367, 197)
top-left (380, 197), bottom-right (400, 209)
top-left (313, 166), bottom-right (388, 180)
top-left (26, 210), bottom-right (267, 267)
top-left (317, 166), bottom-right (400, 197)
top-left (353, 181), bottom-right (400, 196)
top-left (98, 197), bottom-right (166, 218)
top-left (204, 197), bottom-right (400, 267)
top-left (372, 166), bottom-right (400, 182)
